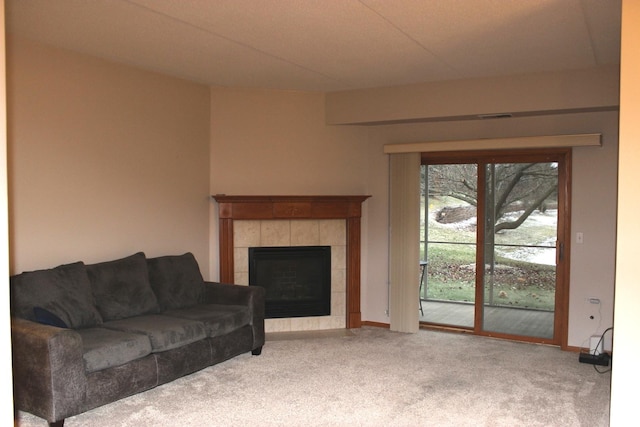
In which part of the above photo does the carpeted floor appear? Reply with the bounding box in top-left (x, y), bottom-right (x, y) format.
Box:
top-left (15, 327), bottom-right (611, 426)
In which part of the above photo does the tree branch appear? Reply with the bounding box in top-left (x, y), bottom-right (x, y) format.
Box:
top-left (495, 185), bottom-right (556, 233)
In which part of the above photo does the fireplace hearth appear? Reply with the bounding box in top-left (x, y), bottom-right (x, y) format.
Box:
top-left (249, 246), bottom-right (331, 318)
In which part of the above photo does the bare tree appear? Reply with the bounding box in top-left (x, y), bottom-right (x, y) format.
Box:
top-left (428, 162), bottom-right (557, 233)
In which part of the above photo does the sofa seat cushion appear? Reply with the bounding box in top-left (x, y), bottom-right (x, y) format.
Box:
top-left (147, 253), bottom-right (205, 311)
top-left (78, 327), bottom-right (152, 373)
top-left (163, 304), bottom-right (251, 338)
top-left (87, 252), bottom-right (160, 321)
top-left (10, 262), bottom-right (103, 329)
top-left (102, 314), bottom-right (206, 352)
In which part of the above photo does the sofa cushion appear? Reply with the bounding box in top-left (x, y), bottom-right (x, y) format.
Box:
top-left (77, 327), bottom-right (152, 373)
top-left (147, 252), bottom-right (205, 311)
top-left (163, 304), bottom-right (251, 338)
top-left (87, 252), bottom-right (159, 321)
top-left (10, 262), bottom-right (103, 328)
top-left (103, 314), bottom-right (206, 352)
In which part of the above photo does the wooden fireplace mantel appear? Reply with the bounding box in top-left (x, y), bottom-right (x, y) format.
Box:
top-left (212, 195), bottom-right (370, 328)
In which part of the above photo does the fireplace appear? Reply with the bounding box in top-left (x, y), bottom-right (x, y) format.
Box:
top-left (249, 246), bottom-right (331, 318)
top-left (213, 194), bottom-right (370, 331)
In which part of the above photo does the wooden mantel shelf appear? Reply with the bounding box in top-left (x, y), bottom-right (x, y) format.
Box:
top-left (212, 194), bottom-right (371, 329)
top-left (213, 195), bottom-right (370, 220)
top-left (213, 195), bottom-right (370, 202)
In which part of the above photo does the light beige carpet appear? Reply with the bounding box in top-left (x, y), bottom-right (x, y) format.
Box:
top-left (15, 327), bottom-right (611, 426)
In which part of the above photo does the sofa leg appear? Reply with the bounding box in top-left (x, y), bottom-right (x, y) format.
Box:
top-left (49, 420), bottom-right (64, 427)
top-left (251, 346), bottom-right (263, 356)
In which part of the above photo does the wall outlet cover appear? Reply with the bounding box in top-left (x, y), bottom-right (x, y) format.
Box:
top-left (590, 335), bottom-right (604, 355)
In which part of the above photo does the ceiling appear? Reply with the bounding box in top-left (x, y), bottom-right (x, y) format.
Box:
top-left (5, 0), bottom-right (622, 92)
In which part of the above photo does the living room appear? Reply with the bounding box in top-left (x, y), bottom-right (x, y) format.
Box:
top-left (2, 1), bottom-right (638, 425)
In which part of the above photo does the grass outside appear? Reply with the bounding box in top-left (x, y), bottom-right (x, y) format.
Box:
top-left (421, 196), bottom-right (556, 311)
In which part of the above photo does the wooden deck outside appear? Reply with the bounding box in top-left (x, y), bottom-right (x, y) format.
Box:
top-left (419, 300), bottom-right (554, 339)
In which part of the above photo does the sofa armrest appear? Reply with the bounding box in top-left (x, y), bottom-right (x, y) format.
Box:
top-left (11, 317), bottom-right (88, 423)
top-left (202, 282), bottom-right (265, 351)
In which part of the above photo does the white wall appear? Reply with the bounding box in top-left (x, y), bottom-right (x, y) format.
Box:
top-left (7, 37), bottom-right (211, 275)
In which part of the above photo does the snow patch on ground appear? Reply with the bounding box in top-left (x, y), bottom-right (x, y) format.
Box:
top-left (429, 208), bottom-right (558, 266)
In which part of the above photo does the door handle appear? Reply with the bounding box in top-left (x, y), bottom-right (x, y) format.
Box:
top-left (558, 241), bottom-right (564, 262)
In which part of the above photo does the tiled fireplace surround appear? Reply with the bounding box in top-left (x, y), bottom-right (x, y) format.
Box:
top-left (213, 195), bottom-right (369, 333)
top-left (233, 219), bottom-right (345, 332)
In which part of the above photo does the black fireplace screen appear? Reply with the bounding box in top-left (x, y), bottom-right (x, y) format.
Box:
top-left (249, 246), bottom-right (331, 318)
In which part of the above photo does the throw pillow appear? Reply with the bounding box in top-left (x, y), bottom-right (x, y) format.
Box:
top-left (86, 252), bottom-right (159, 321)
top-left (147, 252), bottom-right (205, 311)
top-left (10, 261), bottom-right (103, 328)
top-left (33, 307), bottom-right (69, 328)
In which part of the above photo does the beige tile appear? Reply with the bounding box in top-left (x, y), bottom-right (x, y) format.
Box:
top-left (234, 247), bottom-right (249, 273)
top-left (331, 268), bottom-right (346, 293)
top-left (267, 328), bottom-right (352, 340)
top-left (319, 220), bottom-right (346, 245)
top-left (316, 317), bottom-right (333, 330)
top-left (331, 245), bottom-right (346, 270)
top-left (328, 315), bottom-right (346, 329)
top-left (265, 318), bottom-right (292, 333)
top-left (290, 220), bottom-right (320, 246)
top-left (235, 218), bottom-right (351, 334)
top-left (331, 292), bottom-right (346, 316)
top-left (234, 220), bottom-right (261, 247)
top-left (261, 220), bottom-right (290, 246)
top-left (234, 272), bottom-right (248, 286)
top-left (290, 316), bottom-right (321, 331)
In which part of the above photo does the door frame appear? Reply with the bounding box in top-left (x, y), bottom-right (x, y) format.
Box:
top-left (421, 148), bottom-right (571, 349)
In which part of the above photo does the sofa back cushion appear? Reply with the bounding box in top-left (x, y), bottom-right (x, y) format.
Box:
top-left (147, 252), bottom-right (205, 311)
top-left (10, 261), bottom-right (103, 328)
top-left (86, 252), bottom-right (159, 321)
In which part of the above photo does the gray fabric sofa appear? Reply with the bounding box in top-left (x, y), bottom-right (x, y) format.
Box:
top-left (10, 252), bottom-right (265, 427)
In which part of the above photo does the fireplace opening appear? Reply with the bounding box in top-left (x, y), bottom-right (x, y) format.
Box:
top-left (249, 246), bottom-right (331, 319)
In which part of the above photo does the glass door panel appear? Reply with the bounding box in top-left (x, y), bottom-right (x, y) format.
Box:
top-left (421, 164), bottom-right (477, 328)
top-left (482, 162), bottom-right (558, 339)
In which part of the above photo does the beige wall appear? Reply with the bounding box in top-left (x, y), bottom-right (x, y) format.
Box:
top-left (2, 10), bottom-right (631, 425)
top-left (610, 0), bottom-right (640, 424)
top-left (326, 67), bottom-right (619, 350)
top-left (208, 86), bottom-right (370, 280)
top-left (208, 80), bottom-right (618, 350)
top-left (326, 65), bottom-right (619, 125)
top-left (1, 0), bottom-right (15, 423)
top-left (7, 35), bottom-right (620, 353)
top-left (6, 37), bottom-right (211, 275)
top-left (2, 7), bottom-right (633, 425)
top-left (363, 112), bottom-right (618, 350)
top-left (209, 87), bottom-right (369, 195)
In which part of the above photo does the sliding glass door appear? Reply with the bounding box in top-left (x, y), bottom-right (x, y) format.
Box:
top-left (420, 150), bottom-right (570, 345)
